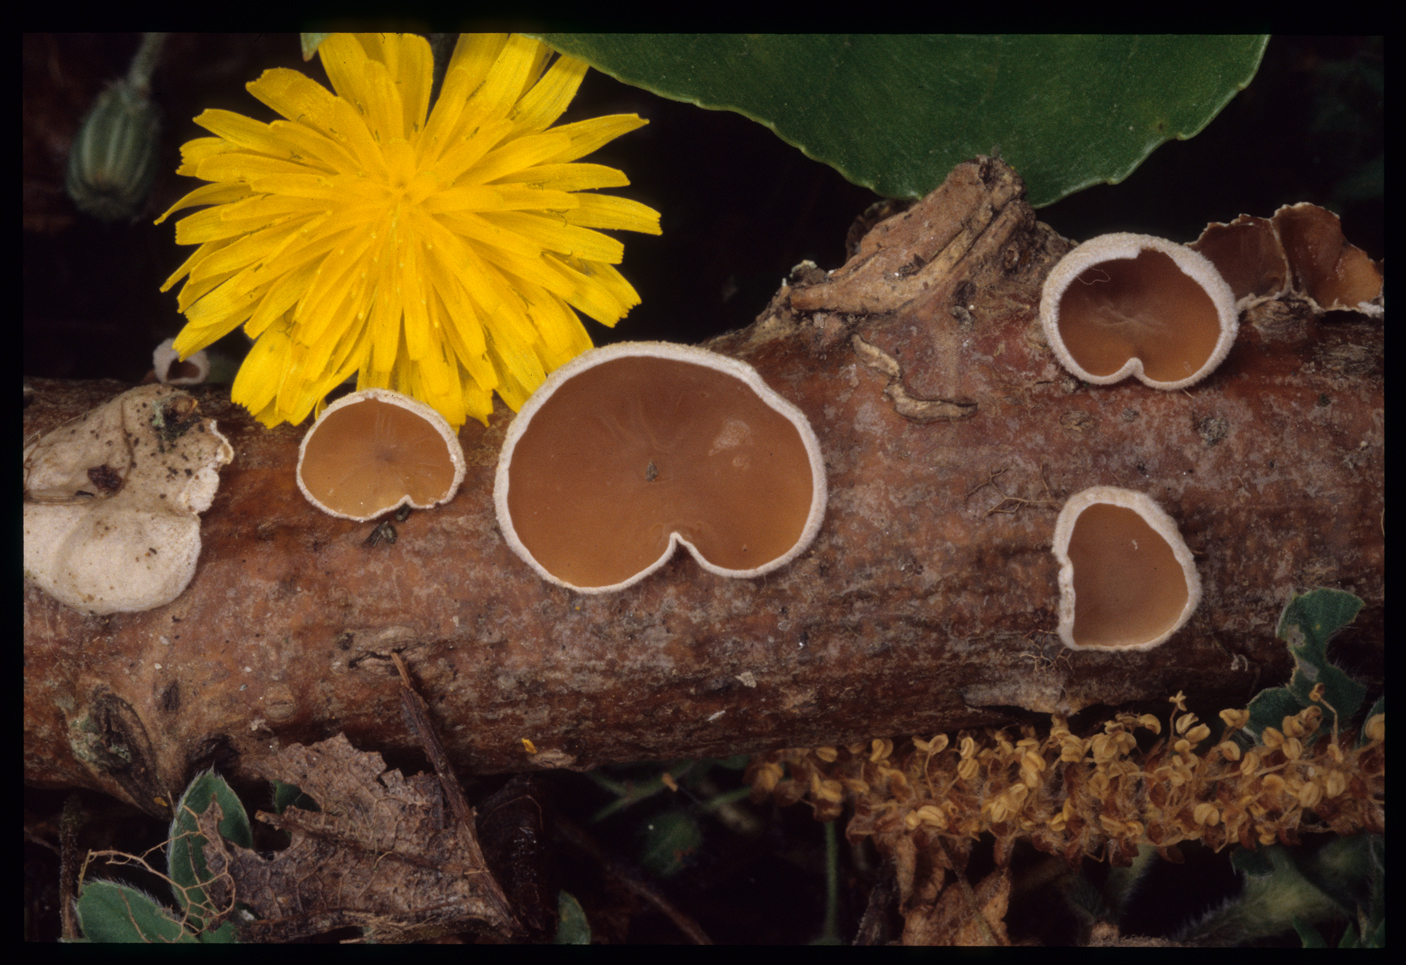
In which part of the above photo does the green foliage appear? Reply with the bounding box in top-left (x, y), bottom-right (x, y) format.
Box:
top-left (73, 770), bottom-right (248, 943)
top-left (74, 880), bottom-right (200, 943)
top-left (538, 34), bottom-right (1267, 207)
top-left (270, 778), bottom-right (317, 815)
top-left (1172, 588), bottom-right (1381, 947)
top-left (167, 769), bottom-right (251, 934)
top-left (555, 891), bottom-right (592, 944)
top-left (1177, 836), bottom-right (1383, 946)
top-left (1244, 589), bottom-right (1368, 746)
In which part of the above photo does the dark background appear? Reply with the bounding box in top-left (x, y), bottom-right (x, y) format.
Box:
top-left (24, 34), bottom-right (1382, 384)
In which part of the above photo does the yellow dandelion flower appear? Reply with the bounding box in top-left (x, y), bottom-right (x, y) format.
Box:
top-left (155, 33), bottom-right (661, 428)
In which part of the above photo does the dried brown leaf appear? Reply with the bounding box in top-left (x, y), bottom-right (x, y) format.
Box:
top-left (902, 865), bottom-right (1010, 946)
top-left (201, 734), bottom-right (514, 943)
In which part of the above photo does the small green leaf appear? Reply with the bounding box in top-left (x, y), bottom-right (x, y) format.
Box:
top-left (300, 32), bottom-right (331, 62)
top-left (271, 778), bottom-right (317, 815)
top-left (555, 891), bottom-right (592, 944)
top-left (538, 34), bottom-right (1267, 207)
top-left (1245, 589), bottom-right (1366, 745)
top-left (167, 770), bottom-right (250, 934)
top-left (1293, 915), bottom-right (1330, 947)
top-left (75, 880), bottom-right (196, 943)
top-left (1276, 588), bottom-right (1365, 661)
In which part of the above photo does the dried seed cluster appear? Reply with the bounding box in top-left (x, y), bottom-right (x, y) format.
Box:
top-left (746, 694), bottom-right (1383, 867)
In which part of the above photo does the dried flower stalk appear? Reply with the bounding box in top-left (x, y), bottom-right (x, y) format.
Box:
top-left (747, 700), bottom-right (1384, 868)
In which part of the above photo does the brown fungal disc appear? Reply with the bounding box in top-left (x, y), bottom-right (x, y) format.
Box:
top-left (297, 389), bottom-right (466, 522)
top-left (1052, 487), bottom-right (1201, 651)
top-left (495, 342), bottom-right (827, 593)
top-left (1041, 233), bottom-right (1238, 390)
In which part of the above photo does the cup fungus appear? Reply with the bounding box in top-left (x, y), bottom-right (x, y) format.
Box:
top-left (297, 389), bottom-right (466, 522)
top-left (1190, 203), bottom-right (1384, 317)
top-left (1052, 487), bottom-right (1201, 651)
top-left (494, 342), bottom-right (827, 593)
top-left (152, 337), bottom-right (210, 385)
top-left (1040, 233), bottom-right (1238, 390)
top-left (23, 384), bottom-right (233, 614)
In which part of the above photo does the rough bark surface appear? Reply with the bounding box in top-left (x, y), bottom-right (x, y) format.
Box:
top-left (24, 159), bottom-right (1384, 817)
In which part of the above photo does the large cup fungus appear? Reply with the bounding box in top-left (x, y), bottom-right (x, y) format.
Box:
top-left (1041, 233), bottom-right (1238, 390)
top-left (297, 389), bottom-right (466, 521)
top-left (494, 342), bottom-right (827, 593)
top-left (1052, 486), bottom-right (1201, 651)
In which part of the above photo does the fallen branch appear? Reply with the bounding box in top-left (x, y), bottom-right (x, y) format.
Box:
top-left (24, 159), bottom-right (1383, 816)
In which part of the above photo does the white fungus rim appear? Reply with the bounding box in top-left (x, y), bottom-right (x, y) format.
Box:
top-left (494, 341), bottom-right (828, 593)
top-left (296, 388), bottom-right (467, 522)
top-left (1040, 232), bottom-right (1239, 390)
top-left (1052, 485), bottom-right (1202, 651)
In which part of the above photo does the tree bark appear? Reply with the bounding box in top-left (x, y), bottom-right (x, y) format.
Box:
top-left (24, 159), bottom-right (1383, 817)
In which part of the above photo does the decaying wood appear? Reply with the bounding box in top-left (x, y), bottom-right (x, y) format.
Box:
top-left (24, 158), bottom-right (1384, 817)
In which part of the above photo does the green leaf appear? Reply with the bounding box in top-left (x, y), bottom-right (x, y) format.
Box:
top-left (538, 34), bottom-right (1267, 207)
top-left (555, 891), bottom-right (592, 944)
top-left (1276, 588), bottom-right (1365, 661)
top-left (1245, 589), bottom-right (1366, 746)
top-left (167, 770), bottom-right (251, 934)
top-left (74, 880), bottom-right (196, 943)
top-left (300, 32), bottom-right (331, 62)
top-left (271, 778), bottom-right (317, 815)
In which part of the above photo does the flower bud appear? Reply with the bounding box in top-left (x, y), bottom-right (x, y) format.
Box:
top-left (66, 80), bottom-right (161, 222)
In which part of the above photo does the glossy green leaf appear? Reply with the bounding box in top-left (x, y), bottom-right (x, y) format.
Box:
top-left (539, 35), bottom-right (1267, 207)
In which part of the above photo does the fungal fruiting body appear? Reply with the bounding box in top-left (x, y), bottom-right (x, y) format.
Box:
top-left (1052, 487), bottom-right (1201, 651)
top-left (495, 342), bottom-right (827, 593)
top-left (1190, 203), bottom-right (1384, 317)
top-left (23, 385), bottom-right (233, 614)
top-left (1040, 233), bottom-right (1238, 390)
top-left (152, 337), bottom-right (209, 385)
top-left (297, 389), bottom-right (466, 522)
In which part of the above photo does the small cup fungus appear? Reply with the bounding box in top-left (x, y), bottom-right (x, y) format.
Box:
top-left (297, 389), bottom-right (466, 522)
top-left (1052, 486), bottom-right (1201, 651)
top-left (1190, 203), bottom-right (1384, 317)
top-left (494, 342), bottom-right (827, 593)
top-left (1041, 233), bottom-right (1238, 390)
top-left (152, 337), bottom-right (210, 385)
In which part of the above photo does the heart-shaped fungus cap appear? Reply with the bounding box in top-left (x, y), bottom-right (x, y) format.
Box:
top-left (1041, 233), bottom-right (1238, 390)
top-left (1052, 486), bottom-right (1201, 651)
top-left (297, 388), bottom-right (466, 521)
top-left (494, 342), bottom-right (827, 593)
